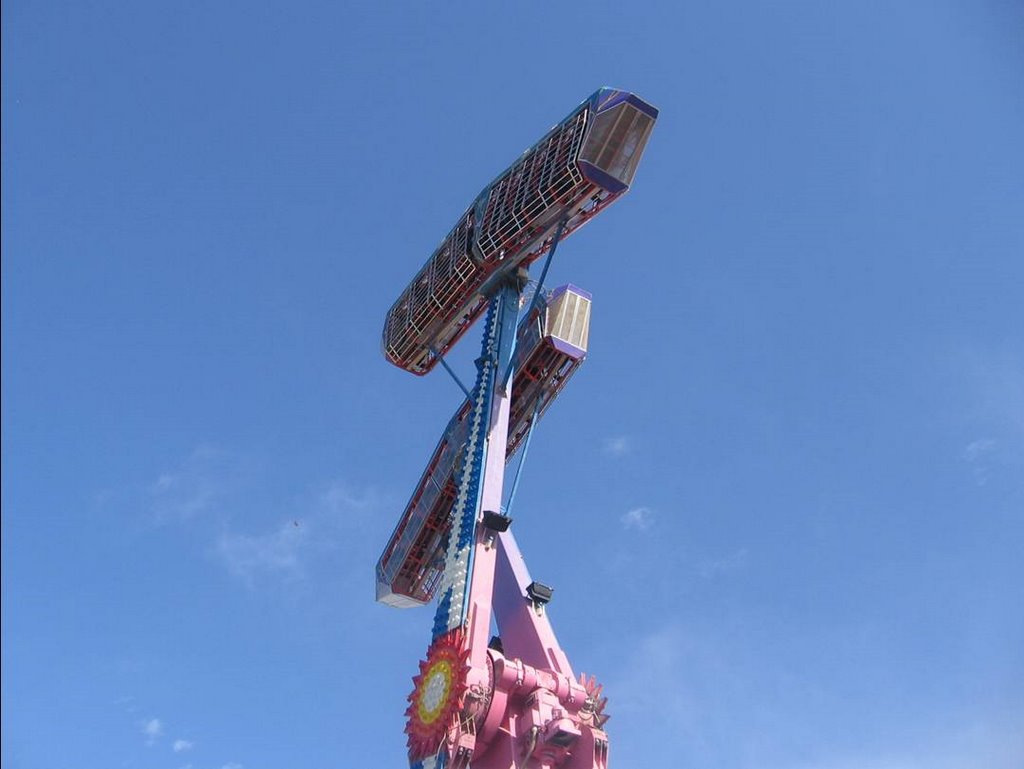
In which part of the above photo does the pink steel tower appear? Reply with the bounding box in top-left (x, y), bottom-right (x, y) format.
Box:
top-left (376, 88), bottom-right (658, 769)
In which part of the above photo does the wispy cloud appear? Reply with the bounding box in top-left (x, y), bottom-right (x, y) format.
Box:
top-left (319, 482), bottom-right (380, 517)
top-left (141, 717), bottom-right (163, 745)
top-left (149, 445), bottom-right (238, 524)
top-left (213, 479), bottom-right (382, 589)
top-left (620, 506), bottom-right (654, 531)
top-left (951, 346), bottom-right (1024, 489)
top-left (607, 622), bottom-right (1024, 769)
top-left (173, 738), bottom-right (194, 752)
top-left (608, 624), bottom-right (721, 735)
top-left (777, 713), bottom-right (1024, 769)
top-left (136, 446), bottom-right (384, 590)
top-left (603, 436), bottom-right (631, 456)
top-left (217, 520), bottom-right (310, 585)
top-left (963, 438), bottom-right (997, 486)
top-left (963, 347), bottom-right (1024, 434)
top-left (964, 438), bottom-right (997, 461)
top-left (697, 547), bottom-right (749, 579)
top-left (222, 763), bottom-right (243, 769)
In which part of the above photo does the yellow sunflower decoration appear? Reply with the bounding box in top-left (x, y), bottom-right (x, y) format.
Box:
top-left (405, 628), bottom-right (469, 759)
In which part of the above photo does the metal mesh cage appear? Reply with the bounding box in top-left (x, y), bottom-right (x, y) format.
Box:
top-left (379, 403), bottom-right (472, 602)
top-left (383, 211), bottom-right (483, 373)
top-left (383, 90), bottom-right (654, 375)
top-left (476, 108), bottom-right (589, 263)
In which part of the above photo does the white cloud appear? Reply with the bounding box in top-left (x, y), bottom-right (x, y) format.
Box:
top-left (607, 622), bottom-right (1024, 769)
top-left (222, 763), bottom-right (244, 769)
top-left (949, 346), bottom-right (1024, 490)
top-left (778, 714), bottom-right (1024, 769)
top-left (213, 477), bottom-right (385, 589)
top-left (149, 445), bottom-right (237, 524)
top-left (963, 438), bottom-right (997, 485)
top-left (698, 547), bottom-right (749, 579)
top-left (964, 438), bottom-right (997, 462)
top-left (603, 436), bottom-right (631, 456)
top-left (138, 447), bottom-right (385, 593)
top-left (963, 348), bottom-right (1024, 434)
top-left (319, 481), bottom-right (380, 517)
top-left (141, 717), bottom-right (163, 745)
top-left (217, 521), bottom-right (310, 585)
top-left (608, 624), bottom-right (715, 732)
top-left (173, 739), bottom-right (194, 752)
top-left (620, 506), bottom-right (653, 531)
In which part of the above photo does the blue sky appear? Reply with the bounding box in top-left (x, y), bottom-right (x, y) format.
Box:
top-left (3, 2), bottom-right (1023, 768)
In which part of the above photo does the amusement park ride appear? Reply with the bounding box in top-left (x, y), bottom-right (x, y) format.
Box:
top-left (375, 88), bottom-right (658, 769)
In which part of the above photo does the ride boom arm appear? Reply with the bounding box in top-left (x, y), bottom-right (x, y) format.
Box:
top-left (375, 87), bottom-right (658, 769)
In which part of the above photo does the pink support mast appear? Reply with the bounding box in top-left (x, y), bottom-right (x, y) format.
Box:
top-left (402, 278), bottom-right (608, 769)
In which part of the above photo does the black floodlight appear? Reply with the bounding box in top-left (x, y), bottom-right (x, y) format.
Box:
top-left (526, 581), bottom-right (554, 606)
top-left (482, 510), bottom-right (512, 532)
top-left (545, 723), bottom-right (581, 748)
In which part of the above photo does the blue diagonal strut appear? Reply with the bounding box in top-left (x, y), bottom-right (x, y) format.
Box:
top-left (501, 217), bottom-right (567, 390)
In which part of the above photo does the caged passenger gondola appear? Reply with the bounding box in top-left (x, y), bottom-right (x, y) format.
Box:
top-left (382, 88), bottom-right (657, 376)
top-left (376, 285), bottom-right (592, 607)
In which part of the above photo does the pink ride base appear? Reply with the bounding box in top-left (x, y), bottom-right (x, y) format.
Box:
top-left (409, 372), bottom-right (609, 769)
top-left (465, 532), bottom-right (609, 769)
